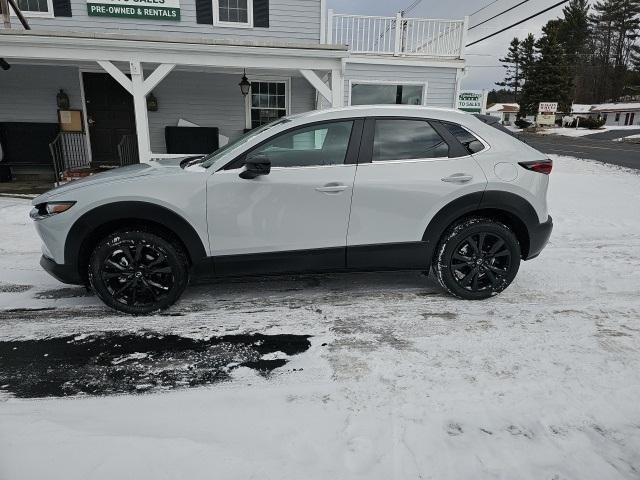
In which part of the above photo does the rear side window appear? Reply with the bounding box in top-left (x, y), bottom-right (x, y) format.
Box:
top-left (373, 119), bottom-right (449, 162)
top-left (442, 123), bottom-right (485, 154)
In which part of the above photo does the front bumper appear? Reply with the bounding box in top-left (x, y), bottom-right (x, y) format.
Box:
top-left (40, 255), bottom-right (83, 285)
top-left (525, 215), bottom-right (553, 260)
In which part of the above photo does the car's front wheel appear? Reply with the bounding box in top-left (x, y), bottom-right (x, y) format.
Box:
top-left (88, 229), bottom-right (189, 314)
top-left (434, 217), bottom-right (521, 300)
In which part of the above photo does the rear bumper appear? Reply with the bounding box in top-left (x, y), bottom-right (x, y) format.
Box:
top-left (525, 215), bottom-right (553, 260)
top-left (40, 255), bottom-right (83, 285)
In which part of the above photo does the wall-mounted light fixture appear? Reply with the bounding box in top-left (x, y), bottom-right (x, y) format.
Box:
top-left (239, 69), bottom-right (251, 97)
top-left (147, 91), bottom-right (158, 112)
top-left (56, 89), bottom-right (70, 110)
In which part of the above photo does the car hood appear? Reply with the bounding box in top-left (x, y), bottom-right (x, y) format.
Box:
top-left (32, 158), bottom-right (200, 204)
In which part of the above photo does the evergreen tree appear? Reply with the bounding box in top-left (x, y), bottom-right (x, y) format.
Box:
top-left (495, 38), bottom-right (522, 101)
top-left (519, 21), bottom-right (573, 116)
top-left (535, 20), bottom-right (573, 112)
top-left (558, 0), bottom-right (591, 101)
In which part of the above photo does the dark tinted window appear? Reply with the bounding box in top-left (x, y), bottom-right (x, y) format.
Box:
top-left (247, 121), bottom-right (353, 168)
top-left (373, 119), bottom-right (449, 162)
top-left (442, 122), bottom-right (485, 154)
top-left (351, 84), bottom-right (424, 105)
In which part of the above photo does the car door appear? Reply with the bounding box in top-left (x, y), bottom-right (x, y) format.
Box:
top-left (346, 117), bottom-right (487, 268)
top-left (207, 119), bottom-right (362, 274)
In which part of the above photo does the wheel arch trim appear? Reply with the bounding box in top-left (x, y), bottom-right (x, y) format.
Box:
top-left (421, 190), bottom-right (539, 259)
top-left (65, 201), bottom-right (208, 276)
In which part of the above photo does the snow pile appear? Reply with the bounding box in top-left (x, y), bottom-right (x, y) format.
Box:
top-left (1, 156), bottom-right (640, 479)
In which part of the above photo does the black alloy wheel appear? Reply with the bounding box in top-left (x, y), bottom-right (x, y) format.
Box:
top-left (89, 230), bottom-right (189, 314)
top-left (434, 217), bottom-right (521, 300)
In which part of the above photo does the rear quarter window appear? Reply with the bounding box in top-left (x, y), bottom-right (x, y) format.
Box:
top-left (442, 122), bottom-right (485, 154)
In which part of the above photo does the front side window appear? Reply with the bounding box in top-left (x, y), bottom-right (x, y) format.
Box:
top-left (16, 0), bottom-right (50, 14)
top-left (248, 121), bottom-right (354, 168)
top-left (373, 119), bottom-right (448, 162)
top-left (351, 83), bottom-right (424, 106)
top-left (250, 81), bottom-right (287, 129)
top-left (441, 122), bottom-right (485, 154)
top-left (217, 0), bottom-right (251, 24)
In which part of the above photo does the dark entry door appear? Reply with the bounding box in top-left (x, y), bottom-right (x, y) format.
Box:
top-left (83, 72), bottom-right (136, 164)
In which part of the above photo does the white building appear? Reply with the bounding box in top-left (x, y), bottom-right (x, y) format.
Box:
top-left (591, 103), bottom-right (640, 127)
top-left (0, 1), bottom-right (469, 178)
top-left (486, 103), bottom-right (519, 126)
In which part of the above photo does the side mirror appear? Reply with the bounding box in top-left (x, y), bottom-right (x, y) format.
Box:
top-left (239, 155), bottom-right (271, 179)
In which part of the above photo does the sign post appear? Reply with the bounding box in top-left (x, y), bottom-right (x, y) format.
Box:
top-left (537, 102), bottom-right (558, 127)
top-left (457, 90), bottom-right (487, 114)
top-left (87, 0), bottom-right (180, 20)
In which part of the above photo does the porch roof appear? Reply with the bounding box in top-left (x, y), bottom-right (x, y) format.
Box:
top-left (0, 29), bottom-right (348, 70)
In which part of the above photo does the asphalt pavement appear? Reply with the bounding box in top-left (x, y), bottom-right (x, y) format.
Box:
top-left (520, 133), bottom-right (640, 170)
top-left (581, 129), bottom-right (640, 140)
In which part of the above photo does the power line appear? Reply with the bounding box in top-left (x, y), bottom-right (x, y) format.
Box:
top-left (466, 0), bottom-right (571, 47)
top-left (469, 0), bottom-right (531, 30)
top-left (469, 0), bottom-right (502, 17)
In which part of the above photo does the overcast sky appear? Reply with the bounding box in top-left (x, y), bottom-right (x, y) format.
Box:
top-left (327, 0), bottom-right (570, 90)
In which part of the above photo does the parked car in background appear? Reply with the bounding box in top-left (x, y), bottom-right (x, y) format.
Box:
top-left (31, 106), bottom-right (553, 314)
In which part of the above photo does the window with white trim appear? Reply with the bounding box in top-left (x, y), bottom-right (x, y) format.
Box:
top-left (351, 83), bottom-right (424, 106)
top-left (16, 0), bottom-right (52, 15)
top-left (250, 81), bottom-right (287, 129)
top-left (216, 0), bottom-right (252, 25)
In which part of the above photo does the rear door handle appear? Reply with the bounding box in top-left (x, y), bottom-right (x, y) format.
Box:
top-left (441, 173), bottom-right (473, 184)
top-left (315, 183), bottom-right (350, 194)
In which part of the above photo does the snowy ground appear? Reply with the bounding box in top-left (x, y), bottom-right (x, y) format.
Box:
top-left (2, 155), bottom-right (640, 479)
top-left (539, 125), bottom-right (640, 138)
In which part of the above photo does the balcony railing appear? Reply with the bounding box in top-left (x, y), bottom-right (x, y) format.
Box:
top-left (327, 11), bottom-right (467, 58)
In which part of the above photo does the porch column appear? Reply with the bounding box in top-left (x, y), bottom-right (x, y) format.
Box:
top-left (331, 68), bottom-right (344, 107)
top-left (130, 61), bottom-right (152, 164)
top-left (97, 60), bottom-right (175, 164)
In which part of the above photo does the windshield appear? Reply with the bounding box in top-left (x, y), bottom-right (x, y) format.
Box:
top-left (200, 117), bottom-right (292, 168)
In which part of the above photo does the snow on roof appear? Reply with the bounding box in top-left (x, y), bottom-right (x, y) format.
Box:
top-left (571, 104), bottom-right (594, 114)
top-left (591, 103), bottom-right (640, 112)
top-left (486, 103), bottom-right (519, 113)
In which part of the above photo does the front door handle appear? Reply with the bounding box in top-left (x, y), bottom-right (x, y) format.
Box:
top-left (441, 173), bottom-right (473, 184)
top-left (315, 183), bottom-right (349, 194)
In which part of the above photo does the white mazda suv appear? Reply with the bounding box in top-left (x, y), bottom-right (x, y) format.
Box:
top-left (31, 106), bottom-right (553, 314)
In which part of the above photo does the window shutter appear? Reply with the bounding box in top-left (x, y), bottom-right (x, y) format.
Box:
top-left (196, 0), bottom-right (213, 24)
top-left (253, 0), bottom-right (269, 27)
top-left (52, 0), bottom-right (72, 17)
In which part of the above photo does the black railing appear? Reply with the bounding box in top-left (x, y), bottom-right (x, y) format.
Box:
top-left (49, 132), bottom-right (90, 186)
top-left (117, 134), bottom-right (139, 167)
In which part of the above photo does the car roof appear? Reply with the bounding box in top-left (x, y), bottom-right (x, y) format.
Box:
top-left (286, 105), bottom-right (473, 125)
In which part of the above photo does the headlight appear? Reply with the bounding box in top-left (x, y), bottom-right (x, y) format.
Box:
top-left (30, 201), bottom-right (76, 220)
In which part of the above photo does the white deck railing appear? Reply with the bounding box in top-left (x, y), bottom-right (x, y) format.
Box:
top-left (327, 11), bottom-right (467, 58)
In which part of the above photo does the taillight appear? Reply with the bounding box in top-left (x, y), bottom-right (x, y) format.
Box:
top-left (519, 159), bottom-right (553, 175)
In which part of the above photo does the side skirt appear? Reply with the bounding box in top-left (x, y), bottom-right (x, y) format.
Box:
top-left (191, 242), bottom-right (431, 278)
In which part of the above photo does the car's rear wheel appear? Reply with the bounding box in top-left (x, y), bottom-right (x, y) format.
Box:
top-left (434, 217), bottom-right (520, 300)
top-left (88, 230), bottom-right (189, 314)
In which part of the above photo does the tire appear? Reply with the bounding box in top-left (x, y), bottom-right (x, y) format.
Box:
top-left (434, 217), bottom-right (521, 300)
top-left (88, 229), bottom-right (189, 314)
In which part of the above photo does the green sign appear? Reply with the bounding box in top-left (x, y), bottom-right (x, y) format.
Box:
top-left (87, 0), bottom-right (180, 20)
top-left (457, 90), bottom-right (486, 113)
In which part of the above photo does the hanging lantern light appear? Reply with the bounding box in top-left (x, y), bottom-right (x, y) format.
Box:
top-left (239, 69), bottom-right (251, 97)
top-left (146, 91), bottom-right (159, 112)
top-left (56, 89), bottom-right (70, 110)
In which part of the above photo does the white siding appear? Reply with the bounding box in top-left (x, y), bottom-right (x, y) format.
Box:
top-left (144, 71), bottom-right (316, 152)
top-left (0, 64), bottom-right (82, 123)
top-left (10, 0), bottom-right (321, 43)
top-left (344, 62), bottom-right (459, 108)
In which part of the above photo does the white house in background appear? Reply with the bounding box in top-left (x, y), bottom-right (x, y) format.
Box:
top-left (486, 103), bottom-right (519, 125)
top-left (591, 103), bottom-right (640, 127)
top-left (0, 0), bottom-right (469, 176)
top-left (570, 104), bottom-right (595, 119)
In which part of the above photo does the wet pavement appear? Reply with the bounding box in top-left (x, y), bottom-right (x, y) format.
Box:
top-left (0, 332), bottom-right (311, 398)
